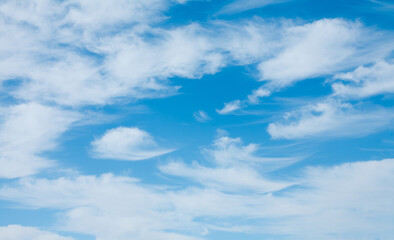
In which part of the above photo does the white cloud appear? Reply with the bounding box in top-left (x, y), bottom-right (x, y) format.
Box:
top-left (0, 0), bottom-right (220, 107)
top-left (218, 0), bottom-right (291, 15)
top-left (91, 127), bottom-right (175, 161)
top-left (267, 100), bottom-right (394, 139)
top-left (160, 161), bottom-right (293, 193)
top-left (216, 19), bottom-right (393, 114)
top-left (332, 60), bottom-right (394, 99)
top-left (193, 110), bottom-right (211, 122)
top-left (261, 159), bottom-right (394, 240)
top-left (0, 174), bottom-right (204, 240)
top-left (160, 132), bottom-right (298, 192)
top-left (0, 225), bottom-right (74, 240)
top-left (1, 159), bottom-right (394, 239)
top-left (258, 18), bottom-right (392, 88)
top-left (1, 3), bottom-right (391, 108)
top-left (247, 87), bottom-right (271, 104)
top-left (203, 132), bottom-right (297, 168)
top-left (0, 103), bottom-right (80, 179)
top-left (216, 100), bottom-right (242, 114)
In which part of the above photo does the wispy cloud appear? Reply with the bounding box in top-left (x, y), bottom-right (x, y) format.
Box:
top-left (161, 132), bottom-right (299, 192)
top-left (1, 158), bottom-right (393, 239)
top-left (267, 100), bottom-right (394, 139)
top-left (193, 110), bottom-right (211, 122)
top-left (216, 100), bottom-right (242, 114)
top-left (0, 225), bottom-right (74, 240)
top-left (218, 0), bottom-right (291, 15)
top-left (0, 103), bottom-right (80, 179)
top-left (332, 60), bottom-right (394, 99)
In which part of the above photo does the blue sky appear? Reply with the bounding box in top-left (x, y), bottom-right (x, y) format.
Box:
top-left (0, 0), bottom-right (393, 239)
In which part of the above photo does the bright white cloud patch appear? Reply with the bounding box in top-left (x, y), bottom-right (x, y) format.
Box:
top-left (91, 127), bottom-right (175, 161)
top-left (0, 225), bottom-right (74, 240)
top-left (0, 103), bottom-right (80, 179)
top-left (258, 18), bottom-right (391, 88)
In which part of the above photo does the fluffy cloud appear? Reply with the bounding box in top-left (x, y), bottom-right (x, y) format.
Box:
top-left (0, 103), bottom-right (80, 178)
top-left (0, 225), bottom-right (74, 240)
top-left (259, 18), bottom-right (391, 87)
top-left (267, 100), bottom-right (394, 139)
top-left (0, 0), bottom-right (215, 107)
top-left (91, 127), bottom-right (175, 161)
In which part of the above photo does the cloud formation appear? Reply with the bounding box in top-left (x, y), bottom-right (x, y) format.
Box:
top-left (0, 103), bottom-right (80, 178)
top-left (1, 158), bottom-right (393, 239)
top-left (161, 132), bottom-right (298, 192)
top-left (91, 127), bottom-right (175, 161)
top-left (0, 225), bottom-right (74, 240)
top-left (332, 60), bottom-right (394, 99)
top-left (267, 100), bottom-right (394, 139)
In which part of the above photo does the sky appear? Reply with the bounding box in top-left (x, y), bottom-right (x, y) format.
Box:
top-left (0, 0), bottom-right (393, 239)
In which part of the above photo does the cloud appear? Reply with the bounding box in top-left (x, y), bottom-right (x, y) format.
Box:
top-left (267, 100), bottom-right (394, 139)
top-left (91, 127), bottom-right (175, 161)
top-left (216, 100), bottom-right (242, 114)
top-left (193, 110), bottom-right (211, 122)
top-left (0, 174), bottom-right (204, 240)
top-left (0, 103), bottom-right (80, 179)
top-left (332, 60), bottom-right (394, 99)
top-left (0, 0), bottom-right (223, 107)
top-left (160, 132), bottom-right (298, 192)
top-left (218, 0), bottom-right (291, 15)
top-left (0, 225), bottom-right (74, 240)
top-left (1, 158), bottom-right (394, 239)
top-left (263, 159), bottom-right (394, 240)
top-left (215, 18), bottom-right (393, 114)
top-left (247, 87), bottom-right (271, 104)
top-left (258, 18), bottom-right (392, 88)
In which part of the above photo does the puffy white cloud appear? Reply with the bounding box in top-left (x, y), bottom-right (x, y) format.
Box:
top-left (0, 103), bottom-right (80, 179)
top-left (0, 225), bottom-right (74, 240)
top-left (267, 100), bottom-right (394, 139)
top-left (91, 127), bottom-right (175, 161)
top-left (259, 18), bottom-right (392, 88)
top-left (332, 60), bottom-right (394, 99)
